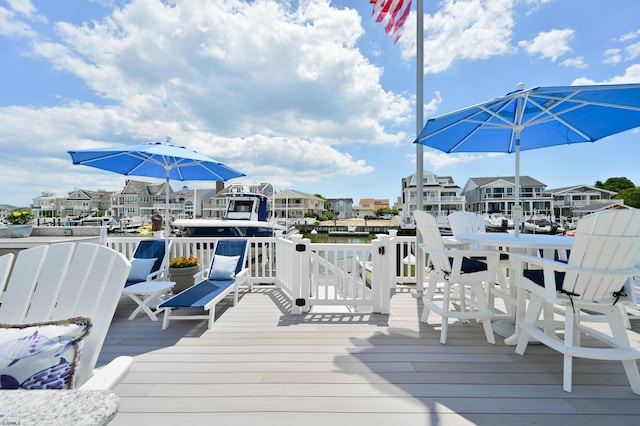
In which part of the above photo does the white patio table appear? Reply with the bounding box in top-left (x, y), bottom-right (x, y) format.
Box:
top-left (452, 232), bottom-right (575, 344)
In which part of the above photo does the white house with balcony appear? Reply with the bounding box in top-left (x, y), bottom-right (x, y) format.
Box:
top-left (462, 176), bottom-right (553, 218)
top-left (273, 189), bottom-right (325, 220)
top-left (547, 184), bottom-right (617, 220)
top-left (400, 171), bottom-right (465, 225)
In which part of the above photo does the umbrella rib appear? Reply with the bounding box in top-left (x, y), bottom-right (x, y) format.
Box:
top-left (522, 95), bottom-right (595, 141)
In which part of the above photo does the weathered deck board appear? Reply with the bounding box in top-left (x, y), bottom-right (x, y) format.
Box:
top-left (103, 287), bottom-right (640, 425)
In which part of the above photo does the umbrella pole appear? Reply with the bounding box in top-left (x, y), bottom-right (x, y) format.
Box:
top-left (164, 175), bottom-right (170, 259)
top-left (414, 0), bottom-right (425, 298)
top-left (514, 133), bottom-right (521, 237)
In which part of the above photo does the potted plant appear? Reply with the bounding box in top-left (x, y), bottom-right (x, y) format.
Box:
top-left (169, 254), bottom-right (201, 292)
top-left (5, 209), bottom-right (36, 238)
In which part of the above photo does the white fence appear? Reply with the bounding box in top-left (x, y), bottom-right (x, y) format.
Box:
top-left (107, 231), bottom-right (426, 315)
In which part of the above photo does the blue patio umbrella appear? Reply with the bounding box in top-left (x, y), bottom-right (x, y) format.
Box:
top-left (415, 83), bottom-right (640, 235)
top-left (68, 139), bottom-right (245, 236)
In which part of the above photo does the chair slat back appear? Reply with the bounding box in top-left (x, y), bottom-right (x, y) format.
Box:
top-left (448, 211), bottom-right (487, 250)
top-left (0, 242), bottom-right (131, 387)
top-left (562, 209), bottom-right (640, 302)
top-left (414, 210), bottom-right (450, 273)
top-left (448, 211), bottom-right (486, 234)
top-left (0, 253), bottom-right (15, 303)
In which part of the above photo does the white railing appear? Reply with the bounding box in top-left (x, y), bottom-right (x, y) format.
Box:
top-left (107, 233), bottom-right (424, 315)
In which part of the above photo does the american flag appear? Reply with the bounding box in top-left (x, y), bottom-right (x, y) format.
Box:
top-left (369, 0), bottom-right (412, 43)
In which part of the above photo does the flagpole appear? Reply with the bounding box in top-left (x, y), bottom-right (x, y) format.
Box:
top-left (414, 0), bottom-right (425, 297)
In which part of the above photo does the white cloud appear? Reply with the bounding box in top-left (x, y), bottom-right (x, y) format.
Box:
top-left (619, 29), bottom-right (640, 42)
top-left (572, 64), bottom-right (640, 85)
top-left (0, 0), bottom-right (415, 204)
top-left (399, 0), bottom-right (516, 74)
top-left (604, 48), bottom-right (623, 65)
top-left (519, 28), bottom-right (574, 62)
top-left (561, 56), bottom-right (586, 69)
top-left (423, 151), bottom-right (489, 170)
top-left (0, 3), bottom-right (36, 37)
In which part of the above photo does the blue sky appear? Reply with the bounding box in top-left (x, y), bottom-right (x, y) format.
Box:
top-left (1, 0), bottom-right (639, 207)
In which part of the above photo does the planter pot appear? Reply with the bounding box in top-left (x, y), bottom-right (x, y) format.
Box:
top-left (169, 265), bottom-right (200, 293)
top-left (7, 224), bottom-right (33, 238)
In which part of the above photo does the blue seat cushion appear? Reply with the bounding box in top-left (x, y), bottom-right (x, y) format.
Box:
top-left (449, 257), bottom-right (488, 274)
top-left (523, 269), bottom-right (565, 291)
top-left (159, 279), bottom-right (235, 309)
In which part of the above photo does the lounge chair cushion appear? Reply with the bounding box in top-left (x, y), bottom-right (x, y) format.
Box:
top-left (209, 255), bottom-right (240, 280)
top-left (128, 258), bottom-right (157, 282)
top-left (0, 317), bottom-right (92, 390)
top-left (160, 279), bottom-right (235, 309)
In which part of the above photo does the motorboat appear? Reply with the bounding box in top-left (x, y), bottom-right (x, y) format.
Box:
top-left (522, 217), bottom-right (565, 235)
top-left (483, 213), bottom-right (509, 232)
top-left (172, 191), bottom-right (293, 238)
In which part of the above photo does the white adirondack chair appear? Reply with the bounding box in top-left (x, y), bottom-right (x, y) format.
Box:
top-left (415, 210), bottom-right (499, 344)
top-left (0, 242), bottom-right (133, 390)
top-left (0, 252), bottom-right (14, 304)
top-left (511, 209), bottom-right (640, 394)
top-left (448, 211), bottom-right (512, 316)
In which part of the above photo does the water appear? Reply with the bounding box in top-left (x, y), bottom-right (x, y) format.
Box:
top-left (303, 232), bottom-right (374, 244)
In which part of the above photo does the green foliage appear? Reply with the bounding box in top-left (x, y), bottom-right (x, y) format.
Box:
top-left (5, 209), bottom-right (35, 225)
top-left (375, 208), bottom-right (399, 216)
top-left (615, 187), bottom-right (640, 208)
top-left (595, 177), bottom-right (635, 192)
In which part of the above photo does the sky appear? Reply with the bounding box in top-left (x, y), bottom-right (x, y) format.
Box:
top-left (1, 0), bottom-right (640, 208)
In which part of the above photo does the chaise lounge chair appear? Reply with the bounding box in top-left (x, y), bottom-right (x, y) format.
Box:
top-left (159, 239), bottom-right (249, 329)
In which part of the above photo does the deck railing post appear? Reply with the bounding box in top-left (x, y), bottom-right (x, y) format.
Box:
top-left (289, 234), bottom-right (311, 314)
top-left (371, 234), bottom-right (391, 314)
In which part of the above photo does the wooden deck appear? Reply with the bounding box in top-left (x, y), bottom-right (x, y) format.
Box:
top-left (103, 287), bottom-right (640, 425)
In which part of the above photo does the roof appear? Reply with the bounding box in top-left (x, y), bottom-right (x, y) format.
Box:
top-left (467, 176), bottom-right (545, 187)
top-left (547, 184), bottom-right (617, 195)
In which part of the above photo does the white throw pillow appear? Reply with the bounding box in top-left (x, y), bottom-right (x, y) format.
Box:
top-left (209, 255), bottom-right (240, 280)
top-left (0, 317), bottom-right (92, 389)
top-left (128, 258), bottom-right (157, 282)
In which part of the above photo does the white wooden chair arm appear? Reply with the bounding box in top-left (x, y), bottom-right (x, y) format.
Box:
top-left (511, 253), bottom-right (640, 277)
top-left (420, 244), bottom-right (501, 259)
top-left (78, 356), bottom-right (133, 390)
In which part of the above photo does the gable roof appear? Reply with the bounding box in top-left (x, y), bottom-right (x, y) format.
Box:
top-left (547, 184), bottom-right (617, 195)
top-left (467, 176), bottom-right (545, 188)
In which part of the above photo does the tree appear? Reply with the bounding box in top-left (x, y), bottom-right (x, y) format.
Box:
top-left (595, 177), bottom-right (635, 193)
top-left (375, 207), bottom-right (399, 217)
top-left (616, 187), bottom-right (640, 208)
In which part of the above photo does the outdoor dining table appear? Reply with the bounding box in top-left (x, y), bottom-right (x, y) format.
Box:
top-left (452, 232), bottom-right (575, 344)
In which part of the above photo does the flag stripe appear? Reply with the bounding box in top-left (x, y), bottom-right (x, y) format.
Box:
top-left (370, 0), bottom-right (412, 43)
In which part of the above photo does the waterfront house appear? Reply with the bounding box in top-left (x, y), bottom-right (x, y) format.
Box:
top-left (62, 188), bottom-right (114, 218)
top-left (400, 171), bottom-right (465, 225)
top-left (548, 184), bottom-right (618, 220)
top-left (327, 198), bottom-right (355, 218)
top-left (462, 176), bottom-right (552, 218)
top-left (273, 189), bottom-right (325, 220)
top-left (110, 180), bottom-right (171, 219)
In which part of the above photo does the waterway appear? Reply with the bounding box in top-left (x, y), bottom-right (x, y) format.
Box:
top-left (303, 232), bottom-right (374, 244)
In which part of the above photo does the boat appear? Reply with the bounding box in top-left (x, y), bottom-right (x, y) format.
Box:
top-left (483, 213), bottom-right (509, 232)
top-left (522, 216), bottom-right (566, 235)
top-left (172, 191), bottom-right (294, 238)
top-left (328, 222), bottom-right (370, 236)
